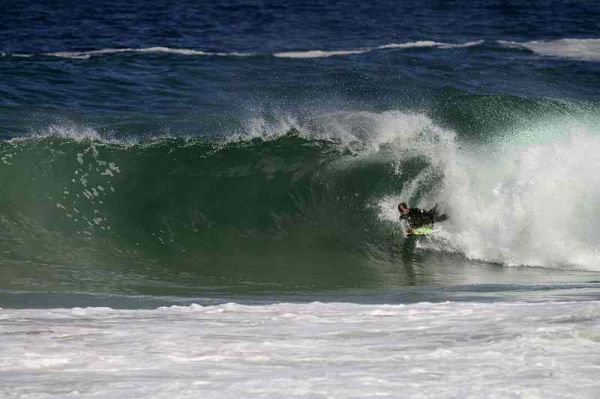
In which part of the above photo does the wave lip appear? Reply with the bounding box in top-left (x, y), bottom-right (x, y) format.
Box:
top-left (498, 38), bottom-right (600, 62)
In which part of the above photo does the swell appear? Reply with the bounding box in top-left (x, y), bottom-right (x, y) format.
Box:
top-left (4, 39), bottom-right (600, 61)
top-left (0, 132), bottom-right (423, 293)
top-left (2, 40), bottom-right (483, 59)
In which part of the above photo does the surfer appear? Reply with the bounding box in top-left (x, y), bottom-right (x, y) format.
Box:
top-left (398, 202), bottom-right (447, 235)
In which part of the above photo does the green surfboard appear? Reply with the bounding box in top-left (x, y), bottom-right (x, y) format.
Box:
top-left (408, 226), bottom-right (434, 236)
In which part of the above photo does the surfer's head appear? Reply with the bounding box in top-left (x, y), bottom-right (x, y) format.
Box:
top-left (398, 202), bottom-right (409, 216)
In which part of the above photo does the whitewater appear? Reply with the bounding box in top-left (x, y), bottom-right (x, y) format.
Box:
top-left (2, 300), bottom-right (600, 398)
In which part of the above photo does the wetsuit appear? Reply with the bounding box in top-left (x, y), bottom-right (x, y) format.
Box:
top-left (400, 208), bottom-right (435, 229)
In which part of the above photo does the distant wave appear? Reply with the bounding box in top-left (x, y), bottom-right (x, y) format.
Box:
top-left (499, 38), bottom-right (600, 62)
top-left (4, 41), bottom-right (484, 60)
top-left (9, 47), bottom-right (253, 60)
top-left (274, 40), bottom-right (484, 58)
top-left (4, 39), bottom-right (599, 61)
top-left (378, 40), bottom-right (484, 50)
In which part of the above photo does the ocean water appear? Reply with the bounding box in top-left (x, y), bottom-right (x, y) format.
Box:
top-left (1, 0), bottom-right (600, 397)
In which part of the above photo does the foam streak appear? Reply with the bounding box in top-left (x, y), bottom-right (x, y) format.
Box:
top-left (274, 40), bottom-right (484, 58)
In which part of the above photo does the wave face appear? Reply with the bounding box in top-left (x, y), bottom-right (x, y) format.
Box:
top-left (2, 106), bottom-right (600, 294)
top-left (0, 117), bottom-right (415, 293)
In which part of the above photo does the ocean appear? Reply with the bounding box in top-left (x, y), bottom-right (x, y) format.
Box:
top-left (1, 0), bottom-right (600, 397)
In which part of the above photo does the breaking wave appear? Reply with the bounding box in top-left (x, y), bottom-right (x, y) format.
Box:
top-left (1, 104), bottom-right (600, 294)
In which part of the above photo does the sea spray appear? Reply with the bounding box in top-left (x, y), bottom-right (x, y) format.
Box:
top-left (439, 126), bottom-right (600, 269)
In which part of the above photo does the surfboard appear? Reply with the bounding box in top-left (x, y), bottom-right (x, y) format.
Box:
top-left (407, 226), bottom-right (434, 236)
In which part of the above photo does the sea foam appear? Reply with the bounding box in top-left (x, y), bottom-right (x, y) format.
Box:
top-left (499, 38), bottom-right (600, 62)
top-left (274, 40), bottom-right (484, 58)
top-left (7, 39), bottom-right (600, 61)
top-left (18, 47), bottom-right (253, 59)
top-left (7, 40), bottom-right (487, 60)
top-left (1, 300), bottom-right (599, 398)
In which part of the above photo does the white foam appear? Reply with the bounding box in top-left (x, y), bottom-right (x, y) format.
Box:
top-left (332, 110), bottom-right (600, 270)
top-left (499, 38), bottom-right (600, 61)
top-left (379, 39), bottom-right (484, 50)
top-left (377, 40), bottom-right (442, 50)
top-left (28, 124), bottom-right (103, 141)
top-left (8, 122), bottom-right (140, 146)
top-left (9, 40), bottom-right (483, 60)
top-left (274, 40), bottom-right (484, 58)
top-left (9, 39), bottom-right (600, 61)
top-left (232, 110), bottom-right (455, 158)
top-left (440, 122), bottom-right (600, 269)
top-left (436, 39), bottom-right (486, 49)
top-left (39, 47), bottom-right (252, 59)
top-left (1, 301), bottom-right (599, 397)
top-left (364, 110), bottom-right (600, 270)
top-left (274, 49), bottom-right (368, 58)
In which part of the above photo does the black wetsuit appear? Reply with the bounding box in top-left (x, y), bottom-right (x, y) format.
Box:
top-left (400, 208), bottom-right (435, 229)
top-left (400, 205), bottom-right (447, 228)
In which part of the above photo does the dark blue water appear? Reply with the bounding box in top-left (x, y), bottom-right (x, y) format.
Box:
top-left (1, 0), bottom-right (599, 138)
top-left (1, 0), bottom-right (600, 305)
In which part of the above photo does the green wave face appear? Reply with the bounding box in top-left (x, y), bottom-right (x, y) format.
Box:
top-left (0, 133), bottom-right (436, 294)
top-left (2, 101), bottom-right (600, 295)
